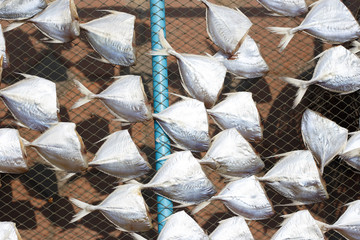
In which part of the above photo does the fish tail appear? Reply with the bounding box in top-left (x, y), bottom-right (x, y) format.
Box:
top-left (191, 200), bottom-right (211, 215)
top-left (350, 40), bottom-right (360, 54)
top-left (71, 80), bottom-right (95, 109)
top-left (280, 77), bottom-right (310, 108)
top-left (129, 233), bottom-right (147, 240)
top-left (267, 27), bottom-right (296, 52)
top-left (149, 30), bottom-right (174, 56)
top-left (4, 21), bottom-right (26, 32)
top-left (69, 198), bottom-right (94, 222)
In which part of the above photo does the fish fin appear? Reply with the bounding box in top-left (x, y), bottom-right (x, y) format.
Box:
top-left (233, 76), bottom-right (247, 80)
top-left (309, 0), bottom-right (321, 8)
top-left (350, 40), bottom-right (360, 54)
top-left (154, 137), bottom-right (182, 151)
top-left (41, 38), bottom-right (64, 44)
top-left (349, 131), bottom-right (360, 136)
top-left (267, 27), bottom-right (296, 52)
top-left (191, 201), bottom-right (211, 215)
top-left (266, 12), bottom-right (283, 17)
top-left (280, 77), bottom-right (311, 108)
top-left (341, 148), bottom-right (360, 160)
top-left (173, 202), bottom-right (194, 208)
top-left (111, 116), bottom-right (132, 124)
top-left (129, 233), bottom-right (147, 240)
top-left (87, 54), bottom-right (111, 64)
top-left (149, 30), bottom-right (174, 56)
top-left (20, 137), bottom-right (31, 147)
top-left (308, 51), bottom-right (327, 63)
top-left (12, 120), bottom-right (30, 129)
top-left (275, 200), bottom-right (307, 207)
top-left (222, 176), bottom-right (242, 182)
top-left (168, 92), bottom-right (193, 100)
top-left (4, 22), bottom-right (25, 32)
top-left (316, 221), bottom-right (331, 233)
top-left (60, 172), bottom-right (78, 182)
top-left (69, 198), bottom-right (95, 222)
top-left (96, 9), bottom-right (120, 15)
top-left (71, 80), bottom-right (95, 109)
top-left (264, 151), bottom-right (294, 159)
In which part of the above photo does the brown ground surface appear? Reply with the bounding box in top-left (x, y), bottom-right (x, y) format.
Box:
top-left (0, 0), bottom-right (360, 239)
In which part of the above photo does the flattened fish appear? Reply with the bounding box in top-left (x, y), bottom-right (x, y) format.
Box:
top-left (151, 31), bottom-right (226, 108)
top-left (193, 176), bottom-right (274, 220)
top-left (199, 128), bottom-right (264, 178)
top-left (0, 74), bottom-right (59, 132)
top-left (210, 216), bottom-right (254, 240)
top-left (339, 131), bottom-right (360, 171)
top-left (201, 0), bottom-right (252, 55)
top-left (72, 76), bottom-right (151, 123)
top-left (80, 10), bottom-right (136, 66)
top-left (0, 128), bottom-right (28, 174)
top-left (0, 222), bottom-right (23, 240)
top-left (258, 150), bottom-right (329, 205)
top-left (207, 92), bottom-right (262, 142)
top-left (301, 109), bottom-right (348, 174)
top-left (153, 95), bottom-right (210, 152)
top-left (268, 0), bottom-right (360, 51)
top-left (89, 130), bottom-right (151, 179)
top-left (282, 46), bottom-right (360, 108)
top-left (0, 0), bottom-right (47, 20)
top-left (142, 151), bottom-right (216, 206)
top-left (257, 0), bottom-right (307, 17)
top-left (214, 35), bottom-right (269, 79)
top-left (25, 122), bottom-right (87, 172)
top-left (322, 200), bottom-right (360, 240)
top-left (0, 25), bottom-right (9, 69)
top-left (5, 0), bottom-right (80, 43)
top-left (158, 211), bottom-right (209, 240)
top-left (271, 210), bottom-right (325, 240)
top-left (70, 182), bottom-right (152, 232)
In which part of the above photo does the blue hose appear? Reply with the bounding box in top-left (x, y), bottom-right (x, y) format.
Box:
top-left (150, 0), bottom-right (173, 232)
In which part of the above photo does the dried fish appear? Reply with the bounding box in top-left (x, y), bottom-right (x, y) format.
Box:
top-left (301, 109), bottom-right (348, 174)
top-left (268, 0), bottom-right (360, 51)
top-left (339, 131), bottom-right (360, 171)
top-left (80, 10), bottom-right (136, 66)
top-left (0, 222), bottom-right (23, 240)
top-left (72, 76), bottom-right (152, 123)
top-left (258, 150), bottom-right (329, 205)
top-left (193, 176), bottom-right (274, 220)
top-left (207, 92), bottom-right (262, 142)
top-left (89, 130), bottom-right (151, 179)
top-left (214, 35), bottom-right (269, 79)
top-left (199, 128), bottom-right (264, 178)
top-left (151, 31), bottom-right (226, 108)
top-left (0, 74), bottom-right (59, 132)
top-left (0, 0), bottom-right (47, 20)
top-left (0, 128), bottom-right (28, 174)
top-left (142, 151), bottom-right (216, 205)
top-left (158, 211), bottom-right (209, 240)
top-left (25, 122), bottom-right (87, 172)
top-left (257, 0), bottom-right (307, 17)
top-left (282, 46), bottom-right (360, 108)
top-left (0, 25), bottom-right (9, 69)
top-left (5, 0), bottom-right (80, 43)
top-left (201, 0), bottom-right (252, 55)
top-left (153, 95), bottom-right (210, 152)
top-left (70, 182), bottom-right (152, 232)
top-left (271, 210), bottom-right (325, 240)
top-left (210, 216), bottom-right (254, 240)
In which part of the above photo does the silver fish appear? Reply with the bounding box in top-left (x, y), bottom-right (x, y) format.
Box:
top-left (0, 74), bottom-right (59, 132)
top-left (271, 210), bottom-right (325, 240)
top-left (0, 222), bottom-right (23, 240)
top-left (151, 31), bottom-right (226, 108)
top-left (80, 10), bottom-right (136, 66)
top-left (268, 0), bottom-right (360, 51)
top-left (72, 76), bottom-right (152, 123)
top-left (339, 131), bottom-right (360, 171)
top-left (0, 0), bottom-right (47, 20)
top-left (257, 0), bottom-right (307, 17)
top-left (258, 150), bottom-right (329, 205)
top-left (301, 109), bottom-right (348, 174)
top-left (207, 92), bottom-right (262, 142)
top-left (70, 182), bottom-right (152, 232)
top-left (5, 0), bottom-right (80, 43)
top-left (214, 35), bottom-right (269, 79)
top-left (199, 128), bottom-right (264, 178)
top-left (142, 151), bottom-right (216, 205)
top-left (158, 211), bottom-right (209, 240)
top-left (153, 95), bottom-right (210, 152)
top-left (0, 25), bottom-right (9, 69)
top-left (282, 46), bottom-right (360, 108)
top-left (193, 176), bottom-right (274, 220)
top-left (89, 130), bottom-right (151, 179)
top-left (209, 216), bottom-right (254, 240)
top-left (322, 200), bottom-right (360, 240)
top-left (25, 122), bottom-right (87, 172)
top-left (201, 0), bottom-right (252, 55)
top-left (0, 128), bottom-right (28, 174)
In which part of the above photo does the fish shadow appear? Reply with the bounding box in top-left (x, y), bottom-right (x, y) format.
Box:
top-left (83, 168), bottom-right (118, 196)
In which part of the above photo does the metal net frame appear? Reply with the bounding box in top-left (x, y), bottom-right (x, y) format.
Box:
top-left (0, 0), bottom-right (359, 239)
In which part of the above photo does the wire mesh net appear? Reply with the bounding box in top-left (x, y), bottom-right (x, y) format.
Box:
top-left (0, 0), bottom-right (359, 239)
